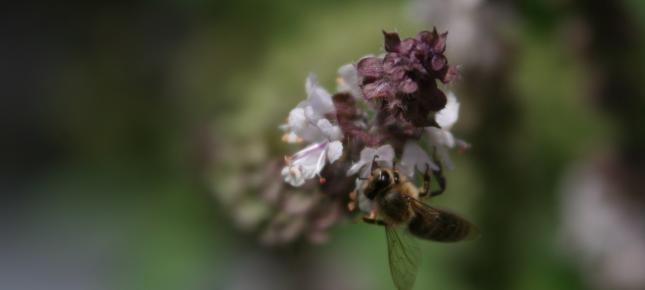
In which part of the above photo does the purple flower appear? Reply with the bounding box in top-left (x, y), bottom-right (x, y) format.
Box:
top-left (356, 29), bottom-right (459, 128)
top-left (268, 29), bottom-right (471, 245)
top-left (332, 92), bottom-right (383, 147)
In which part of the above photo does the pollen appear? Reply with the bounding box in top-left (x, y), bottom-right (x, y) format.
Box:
top-left (347, 200), bottom-right (357, 211)
top-left (457, 143), bottom-right (471, 155)
top-left (288, 167), bottom-right (301, 178)
top-left (282, 133), bottom-right (303, 143)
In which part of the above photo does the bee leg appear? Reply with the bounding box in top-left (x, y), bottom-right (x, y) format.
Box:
top-left (347, 191), bottom-right (358, 211)
top-left (430, 163), bottom-right (446, 197)
top-left (419, 163), bottom-right (432, 198)
top-left (362, 210), bottom-right (386, 226)
top-left (419, 162), bottom-right (447, 197)
top-left (362, 216), bottom-right (387, 226)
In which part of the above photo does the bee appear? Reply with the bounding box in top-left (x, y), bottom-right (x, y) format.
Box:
top-left (358, 162), bottom-right (479, 290)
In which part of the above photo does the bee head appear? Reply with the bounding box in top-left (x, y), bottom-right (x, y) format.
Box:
top-left (365, 168), bottom-right (401, 199)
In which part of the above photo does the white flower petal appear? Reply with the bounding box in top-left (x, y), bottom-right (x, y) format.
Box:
top-left (305, 73), bottom-right (335, 115)
top-left (287, 107), bottom-right (307, 131)
top-left (300, 157), bottom-right (324, 179)
top-left (292, 142), bottom-right (325, 159)
top-left (303, 105), bottom-right (319, 121)
top-left (359, 147), bottom-right (377, 162)
top-left (300, 128), bottom-right (325, 144)
top-left (427, 127), bottom-right (456, 148)
top-left (326, 141), bottom-right (343, 163)
top-left (436, 91), bottom-right (460, 129)
top-left (313, 146), bottom-right (327, 177)
top-left (347, 145), bottom-right (395, 177)
top-left (400, 141), bottom-right (438, 177)
top-left (337, 63), bottom-right (362, 99)
top-left (375, 145), bottom-right (395, 167)
top-left (436, 146), bottom-right (454, 170)
top-left (443, 131), bottom-right (456, 148)
top-left (290, 142), bottom-right (328, 179)
top-left (347, 147), bottom-right (376, 176)
top-left (288, 107), bottom-right (322, 142)
top-left (455, 139), bottom-right (471, 150)
top-left (317, 119), bottom-right (343, 141)
top-left (358, 166), bottom-right (372, 179)
top-left (347, 161), bottom-right (367, 176)
top-left (285, 140), bottom-right (342, 184)
top-left (282, 165), bottom-right (305, 187)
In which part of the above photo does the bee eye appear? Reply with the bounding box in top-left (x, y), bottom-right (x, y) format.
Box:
top-left (376, 172), bottom-right (390, 187)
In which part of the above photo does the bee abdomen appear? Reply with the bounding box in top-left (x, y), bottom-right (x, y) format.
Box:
top-left (408, 214), bottom-right (470, 242)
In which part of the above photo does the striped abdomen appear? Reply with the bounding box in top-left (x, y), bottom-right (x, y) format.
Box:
top-left (407, 208), bottom-right (475, 242)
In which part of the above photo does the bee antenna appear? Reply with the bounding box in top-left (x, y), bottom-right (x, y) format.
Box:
top-left (393, 160), bottom-right (397, 169)
top-left (371, 154), bottom-right (380, 170)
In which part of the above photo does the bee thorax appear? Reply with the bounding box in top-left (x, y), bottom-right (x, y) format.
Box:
top-left (378, 191), bottom-right (413, 224)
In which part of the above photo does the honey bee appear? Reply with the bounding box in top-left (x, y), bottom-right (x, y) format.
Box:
top-left (357, 162), bottom-right (479, 290)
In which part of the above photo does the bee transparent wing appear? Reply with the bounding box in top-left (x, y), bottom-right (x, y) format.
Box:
top-left (409, 197), bottom-right (480, 242)
top-left (385, 225), bottom-right (421, 290)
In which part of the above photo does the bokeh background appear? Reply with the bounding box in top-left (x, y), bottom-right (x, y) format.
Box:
top-left (3, 1), bottom-right (645, 290)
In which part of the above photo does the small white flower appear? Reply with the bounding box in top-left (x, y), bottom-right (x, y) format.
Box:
top-left (280, 74), bottom-right (347, 187)
top-left (425, 91), bottom-right (469, 169)
top-left (336, 63), bottom-right (362, 99)
top-left (437, 90), bottom-right (460, 130)
top-left (281, 74), bottom-right (343, 143)
top-left (347, 144), bottom-right (395, 177)
top-left (282, 140), bottom-right (344, 187)
top-left (399, 141), bottom-right (439, 178)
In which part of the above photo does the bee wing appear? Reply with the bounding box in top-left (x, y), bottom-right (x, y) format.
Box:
top-left (385, 225), bottom-right (421, 290)
top-left (409, 197), bottom-right (480, 242)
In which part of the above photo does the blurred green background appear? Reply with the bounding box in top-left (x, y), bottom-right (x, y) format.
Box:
top-left (3, 1), bottom-right (645, 290)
